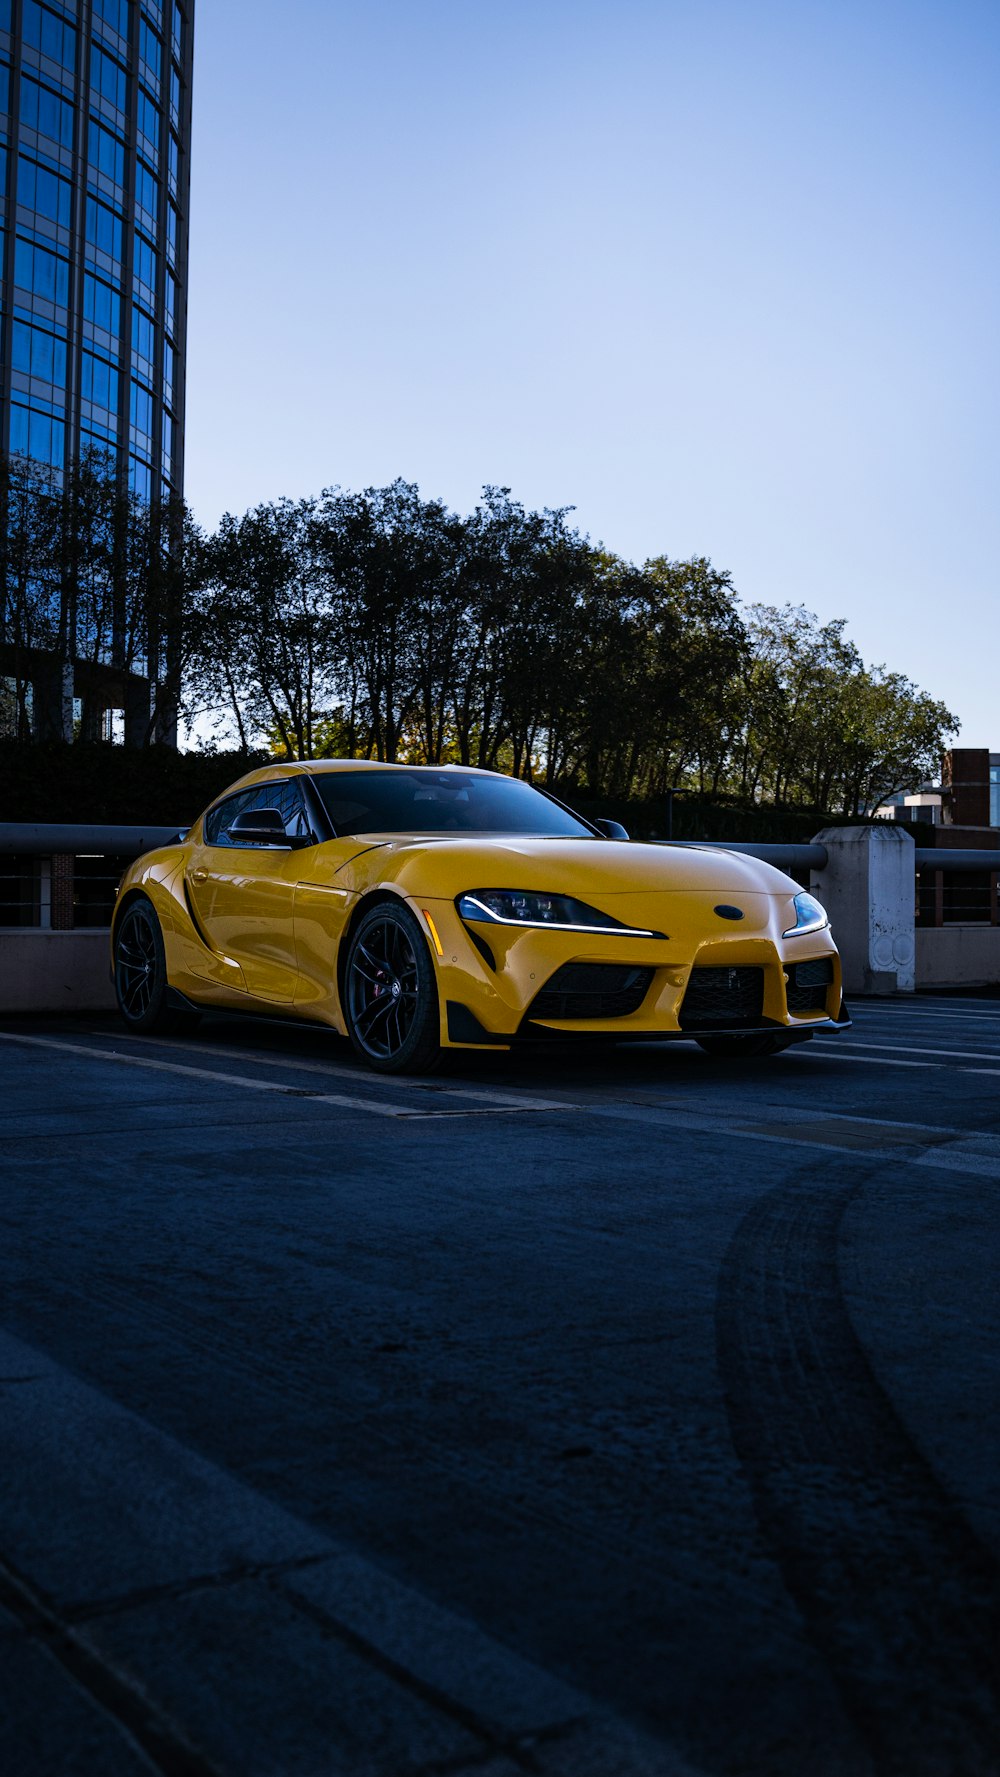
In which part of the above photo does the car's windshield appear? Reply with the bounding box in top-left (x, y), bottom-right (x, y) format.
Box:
top-left (311, 769), bottom-right (593, 838)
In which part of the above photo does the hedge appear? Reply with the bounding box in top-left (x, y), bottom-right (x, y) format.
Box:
top-left (0, 741), bottom-right (852, 841)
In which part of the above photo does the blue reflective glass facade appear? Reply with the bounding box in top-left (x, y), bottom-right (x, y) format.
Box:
top-left (0, 0), bottom-right (193, 493)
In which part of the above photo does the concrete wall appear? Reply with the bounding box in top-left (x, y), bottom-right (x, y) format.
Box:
top-left (916, 926), bottom-right (1000, 989)
top-left (0, 931), bottom-right (115, 1013)
top-left (811, 825), bottom-right (917, 994)
top-left (2, 905), bottom-right (999, 1015)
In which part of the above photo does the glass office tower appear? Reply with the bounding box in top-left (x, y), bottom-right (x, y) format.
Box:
top-left (0, 0), bottom-right (193, 495)
top-left (0, 0), bottom-right (193, 741)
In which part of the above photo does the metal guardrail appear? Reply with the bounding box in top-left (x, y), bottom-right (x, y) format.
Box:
top-left (2, 828), bottom-right (999, 871)
top-left (0, 827), bottom-right (999, 937)
top-left (654, 839), bottom-right (829, 870)
top-left (664, 840), bottom-right (1000, 874)
top-left (0, 823), bottom-right (179, 856)
top-left (914, 848), bottom-right (1000, 870)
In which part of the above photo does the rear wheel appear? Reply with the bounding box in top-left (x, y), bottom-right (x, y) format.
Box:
top-left (114, 895), bottom-right (199, 1036)
top-left (695, 1032), bottom-right (798, 1059)
top-left (344, 901), bottom-right (441, 1074)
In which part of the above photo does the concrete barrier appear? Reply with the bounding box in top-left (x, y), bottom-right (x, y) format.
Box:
top-left (811, 825), bottom-right (917, 994)
top-left (2, 825), bottom-right (999, 1012)
top-left (916, 926), bottom-right (1000, 990)
top-left (0, 931), bottom-right (115, 1013)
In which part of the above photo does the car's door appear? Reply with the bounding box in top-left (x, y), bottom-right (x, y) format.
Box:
top-left (185, 779), bottom-right (317, 1002)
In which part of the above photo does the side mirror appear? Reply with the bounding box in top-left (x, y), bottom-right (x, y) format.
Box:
top-left (226, 807), bottom-right (290, 847)
top-left (594, 818), bottom-right (630, 841)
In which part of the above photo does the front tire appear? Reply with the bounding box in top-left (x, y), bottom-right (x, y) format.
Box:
top-left (696, 1032), bottom-right (798, 1059)
top-left (114, 895), bottom-right (198, 1036)
top-left (343, 900), bottom-right (441, 1074)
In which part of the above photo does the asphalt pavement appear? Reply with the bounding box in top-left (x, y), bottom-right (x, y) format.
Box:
top-left (1, 997), bottom-right (999, 1776)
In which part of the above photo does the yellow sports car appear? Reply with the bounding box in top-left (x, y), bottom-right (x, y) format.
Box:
top-left (111, 760), bottom-right (848, 1072)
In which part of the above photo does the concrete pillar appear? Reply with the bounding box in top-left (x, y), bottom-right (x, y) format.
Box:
top-left (811, 825), bottom-right (915, 994)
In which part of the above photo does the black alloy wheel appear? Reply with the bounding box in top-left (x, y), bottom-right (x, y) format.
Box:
top-left (114, 895), bottom-right (198, 1035)
top-left (344, 901), bottom-right (441, 1074)
top-left (696, 1032), bottom-right (797, 1059)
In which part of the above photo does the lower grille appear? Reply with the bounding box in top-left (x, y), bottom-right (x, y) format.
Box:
top-left (679, 966), bottom-right (764, 1029)
top-left (529, 962), bottom-right (654, 1021)
top-left (786, 956), bottom-right (834, 1013)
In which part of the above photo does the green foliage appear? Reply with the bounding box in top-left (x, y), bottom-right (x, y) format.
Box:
top-left (1, 457), bottom-right (960, 827)
top-left (182, 490), bottom-right (962, 819)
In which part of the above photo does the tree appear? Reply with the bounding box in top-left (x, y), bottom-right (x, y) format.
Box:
top-left (176, 476), bottom-right (959, 821)
top-left (191, 499), bottom-right (331, 758)
top-left (731, 606), bottom-right (958, 813)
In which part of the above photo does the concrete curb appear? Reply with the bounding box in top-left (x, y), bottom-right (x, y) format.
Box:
top-left (0, 1329), bottom-right (698, 1776)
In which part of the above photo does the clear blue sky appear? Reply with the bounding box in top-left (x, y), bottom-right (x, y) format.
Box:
top-left (185, 0), bottom-right (1000, 746)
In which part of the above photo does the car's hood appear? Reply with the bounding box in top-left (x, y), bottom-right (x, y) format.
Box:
top-left (333, 835), bottom-right (798, 898)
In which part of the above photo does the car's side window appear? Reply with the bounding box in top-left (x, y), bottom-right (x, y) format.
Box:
top-left (203, 788), bottom-right (261, 846)
top-left (202, 780), bottom-right (315, 848)
top-left (261, 780), bottom-right (313, 841)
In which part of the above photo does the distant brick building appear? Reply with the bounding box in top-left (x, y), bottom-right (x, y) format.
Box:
top-left (941, 749), bottom-right (1000, 829)
top-left (880, 749), bottom-right (1000, 831)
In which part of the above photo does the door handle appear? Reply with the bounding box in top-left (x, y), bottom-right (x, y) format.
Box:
top-left (190, 869), bottom-right (208, 884)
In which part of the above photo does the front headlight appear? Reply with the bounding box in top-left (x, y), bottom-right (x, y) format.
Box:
top-left (457, 889), bottom-right (662, 938)
top-left (782, 890), bottom-right (829, 938)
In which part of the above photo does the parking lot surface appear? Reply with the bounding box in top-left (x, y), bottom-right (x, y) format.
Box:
top-left (1, 997), bottom-right (999, 1776)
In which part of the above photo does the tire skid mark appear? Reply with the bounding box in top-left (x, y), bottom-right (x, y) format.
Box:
top-left (716, 1179), bottom-right (1000, 1776)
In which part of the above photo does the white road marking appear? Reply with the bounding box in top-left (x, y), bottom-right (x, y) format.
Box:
top-left (88, 1030), bottom-right (569, 1113)
top-left (914, 1145), bottom-right (1000, 1180)
top-left (791, 1049), bottom-right (937, 1069)
top-left (817, 1039), bottom-right (1000, 1063)
top-left (5, 1031), bottom-right (999, 1176)
top-left (850, 1007), bottom-right (1000, 1024)
top-left (0, 1033), bottom-right (563, 1120)
top-left (591, 1099), bottom-right (1000, 1173)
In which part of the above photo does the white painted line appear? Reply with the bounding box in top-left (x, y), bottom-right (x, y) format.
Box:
top-left (0, 1031), bottom-right (412, 1117)
top-left (790, 1048), bottom-right (937, 1069)
top-left (0, 1032), bottom-right (565, 1120)
top-left (915, 1150), bottom-right (1000, 1181)
top-left (588, 1102), bottom-right (934, 1158)
top-left (88, 1030), bottom-right (569, 1114)
top-left (818, 1039), bottom-right (1000, 1063)
top-left (592, 1099), bottom-right (1000, 1176)
top-left (850, 1007), bottom-right (1000, 1024)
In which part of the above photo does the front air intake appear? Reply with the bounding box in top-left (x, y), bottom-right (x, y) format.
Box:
top-left (528, 963), bottom-right (654, 1021)
top-left (786, 956), bottom-right (834, 1013)
top-left (679, 966), bottom-right (765, 1029)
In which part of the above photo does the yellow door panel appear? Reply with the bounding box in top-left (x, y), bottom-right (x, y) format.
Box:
top-left (185, 841), bottom-right (305, 1002)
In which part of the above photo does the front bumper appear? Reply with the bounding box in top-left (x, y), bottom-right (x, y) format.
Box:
top-left (414, 895), bottom-right (847, 1049)
top-left (446, 1000), bottom-right (850, 1047)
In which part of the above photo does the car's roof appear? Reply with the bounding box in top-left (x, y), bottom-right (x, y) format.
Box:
top-left (299, 761), bottom-right (498, 775)
top-left (203, 759), bottom-right (509, 805)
